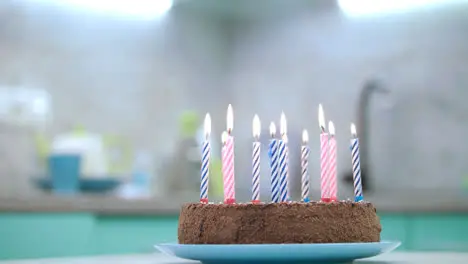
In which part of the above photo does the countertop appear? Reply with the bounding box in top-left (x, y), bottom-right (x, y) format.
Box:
top-left (1, 252), bottom-right (468, 264)
top-left (1, 190), bottom-right (468, 214)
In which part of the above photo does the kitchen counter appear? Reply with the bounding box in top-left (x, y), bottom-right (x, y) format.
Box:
top-left (0, 190), bottom-right (468, 214)
top-left (0, 195), bottom-right (183, 215)
top-left (1, 252), bottom-right (468, 264)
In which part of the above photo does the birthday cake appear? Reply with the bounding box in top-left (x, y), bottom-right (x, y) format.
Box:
top-left (178, 201), bottom-right (381, 244)
top-left (179, 105), bottom-right (380, 244)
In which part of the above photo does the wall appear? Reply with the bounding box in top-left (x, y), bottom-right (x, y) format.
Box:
top-left (226, 5), bottom-right (468, 199)
top-left (0, 1), bottom-right (230, 196)
top-left (2, 1), bottom-right (468, 200)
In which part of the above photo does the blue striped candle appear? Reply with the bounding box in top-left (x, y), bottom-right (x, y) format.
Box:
top-left (350, 123), bottom-right (363, 202)
top-left (278, 139), bottom-right (288, 202)
top-left (269, 122), bottom-right (280, 203)
top-left (252, 115), bottom-right (261, 203)
top-left (200, 113), bottom-right (211, 203)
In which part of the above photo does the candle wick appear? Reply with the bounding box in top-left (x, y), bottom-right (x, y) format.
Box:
top-left (281, 133), bottom-right (288, 141)
top-left (321, 126), bottom-right (326, 133)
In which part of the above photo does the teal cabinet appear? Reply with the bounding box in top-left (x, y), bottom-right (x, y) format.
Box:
top-left (407, 214), bottom-right (468, 251)
top-left (90, 215), bottom-right (178, 255)
top-left (0, 213), bottom-right (94, 259)
top-left (0, 213), bottom-right (178, 259)
top-left (1, 212), bottom-right (468, 259)
top-left (379, 214), bottom-right (408, 250)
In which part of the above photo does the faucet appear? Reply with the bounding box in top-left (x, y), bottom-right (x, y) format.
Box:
top-left (343, 79), bottom-right (389, 192)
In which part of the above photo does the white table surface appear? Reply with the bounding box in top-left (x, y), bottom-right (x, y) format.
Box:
top-left (1, 252), bottom-right (468, 264)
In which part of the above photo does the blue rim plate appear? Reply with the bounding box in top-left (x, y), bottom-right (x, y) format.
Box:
top-left (34, 178), bottom-right (121, 192)
top-left (155, 241), bottom-right (401, 264)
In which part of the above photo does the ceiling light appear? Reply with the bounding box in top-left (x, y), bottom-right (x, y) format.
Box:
top-left (27, 0), bottom-right (173, 19)
top-left (338, 0), bottom-right (454, 17)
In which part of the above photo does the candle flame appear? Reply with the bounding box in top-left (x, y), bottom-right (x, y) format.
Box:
top-left (269, 122), bottom-right (276, 138)
top-left (280, 111), bottom-right (287, 135)
top-left (302, 129), bottom-right (309, 144)
top-left (350, 123), bottom-right (357, 137)
top-left (318, 104), bottom-right (326, 132)
top-left (227, 104), bottom-right (233, 133)
top-left (329, 121), bottom-right (335, 136)
top-left (253, 114), bottom-right (261, 139)
top-left (204, 113), bottom-right (211, 138)
top-left (221, 131), bottom-right (228, 144)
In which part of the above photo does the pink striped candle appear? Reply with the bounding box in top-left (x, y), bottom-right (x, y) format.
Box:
top-left (222, 105), bottom-right (235, 204)
top-left (328, 121), bottom-right (338, 201)
top-left (301, 129), bottom-right (310, 202)
top-left (319, 104), bottom-right (331, 202)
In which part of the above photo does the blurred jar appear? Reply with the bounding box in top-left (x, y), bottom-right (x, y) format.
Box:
top-left (51, 129), bottom-right (108, 178)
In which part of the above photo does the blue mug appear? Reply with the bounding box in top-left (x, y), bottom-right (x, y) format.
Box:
top-left (48, 154), bottom-right (81, 194)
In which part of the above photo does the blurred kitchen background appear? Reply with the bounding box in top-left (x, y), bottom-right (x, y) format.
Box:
top-left (1, 0), bottom-right (468, 260)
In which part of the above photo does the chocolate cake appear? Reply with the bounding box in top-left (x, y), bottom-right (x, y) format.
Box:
top-left (178, 201), bottom-right (381, 244)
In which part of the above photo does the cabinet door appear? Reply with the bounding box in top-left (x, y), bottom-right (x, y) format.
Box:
top-left (90, 215), bottom-right (178, 255)
top-left (379, 214), bottom-right (408, 250)
top-left (408, 215), bottom-right (468, 251)
top-left (0, 213), bottom-right (94, 259)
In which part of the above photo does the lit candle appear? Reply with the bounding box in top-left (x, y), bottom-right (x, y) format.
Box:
top-left (328, 121), bottom-right (338, 201)
top-left (319, 104), bottom-right (331, 202)
top-left (268, 122), bottom-right (280, 203)
top-left (301, 129), bottom-right (310, 202)
top-left (252, 115), bottom-right (261, 203)
top-left (280, 112), bottom-right (290, 201)
top-left (221, 104), bottom-right (235, 204)
top-left (200, 113), bottom-right (211, 203)
top-left (278, 114), bottom-right (288, 202)
top-left (350, 123), bottom-right (363, 202)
